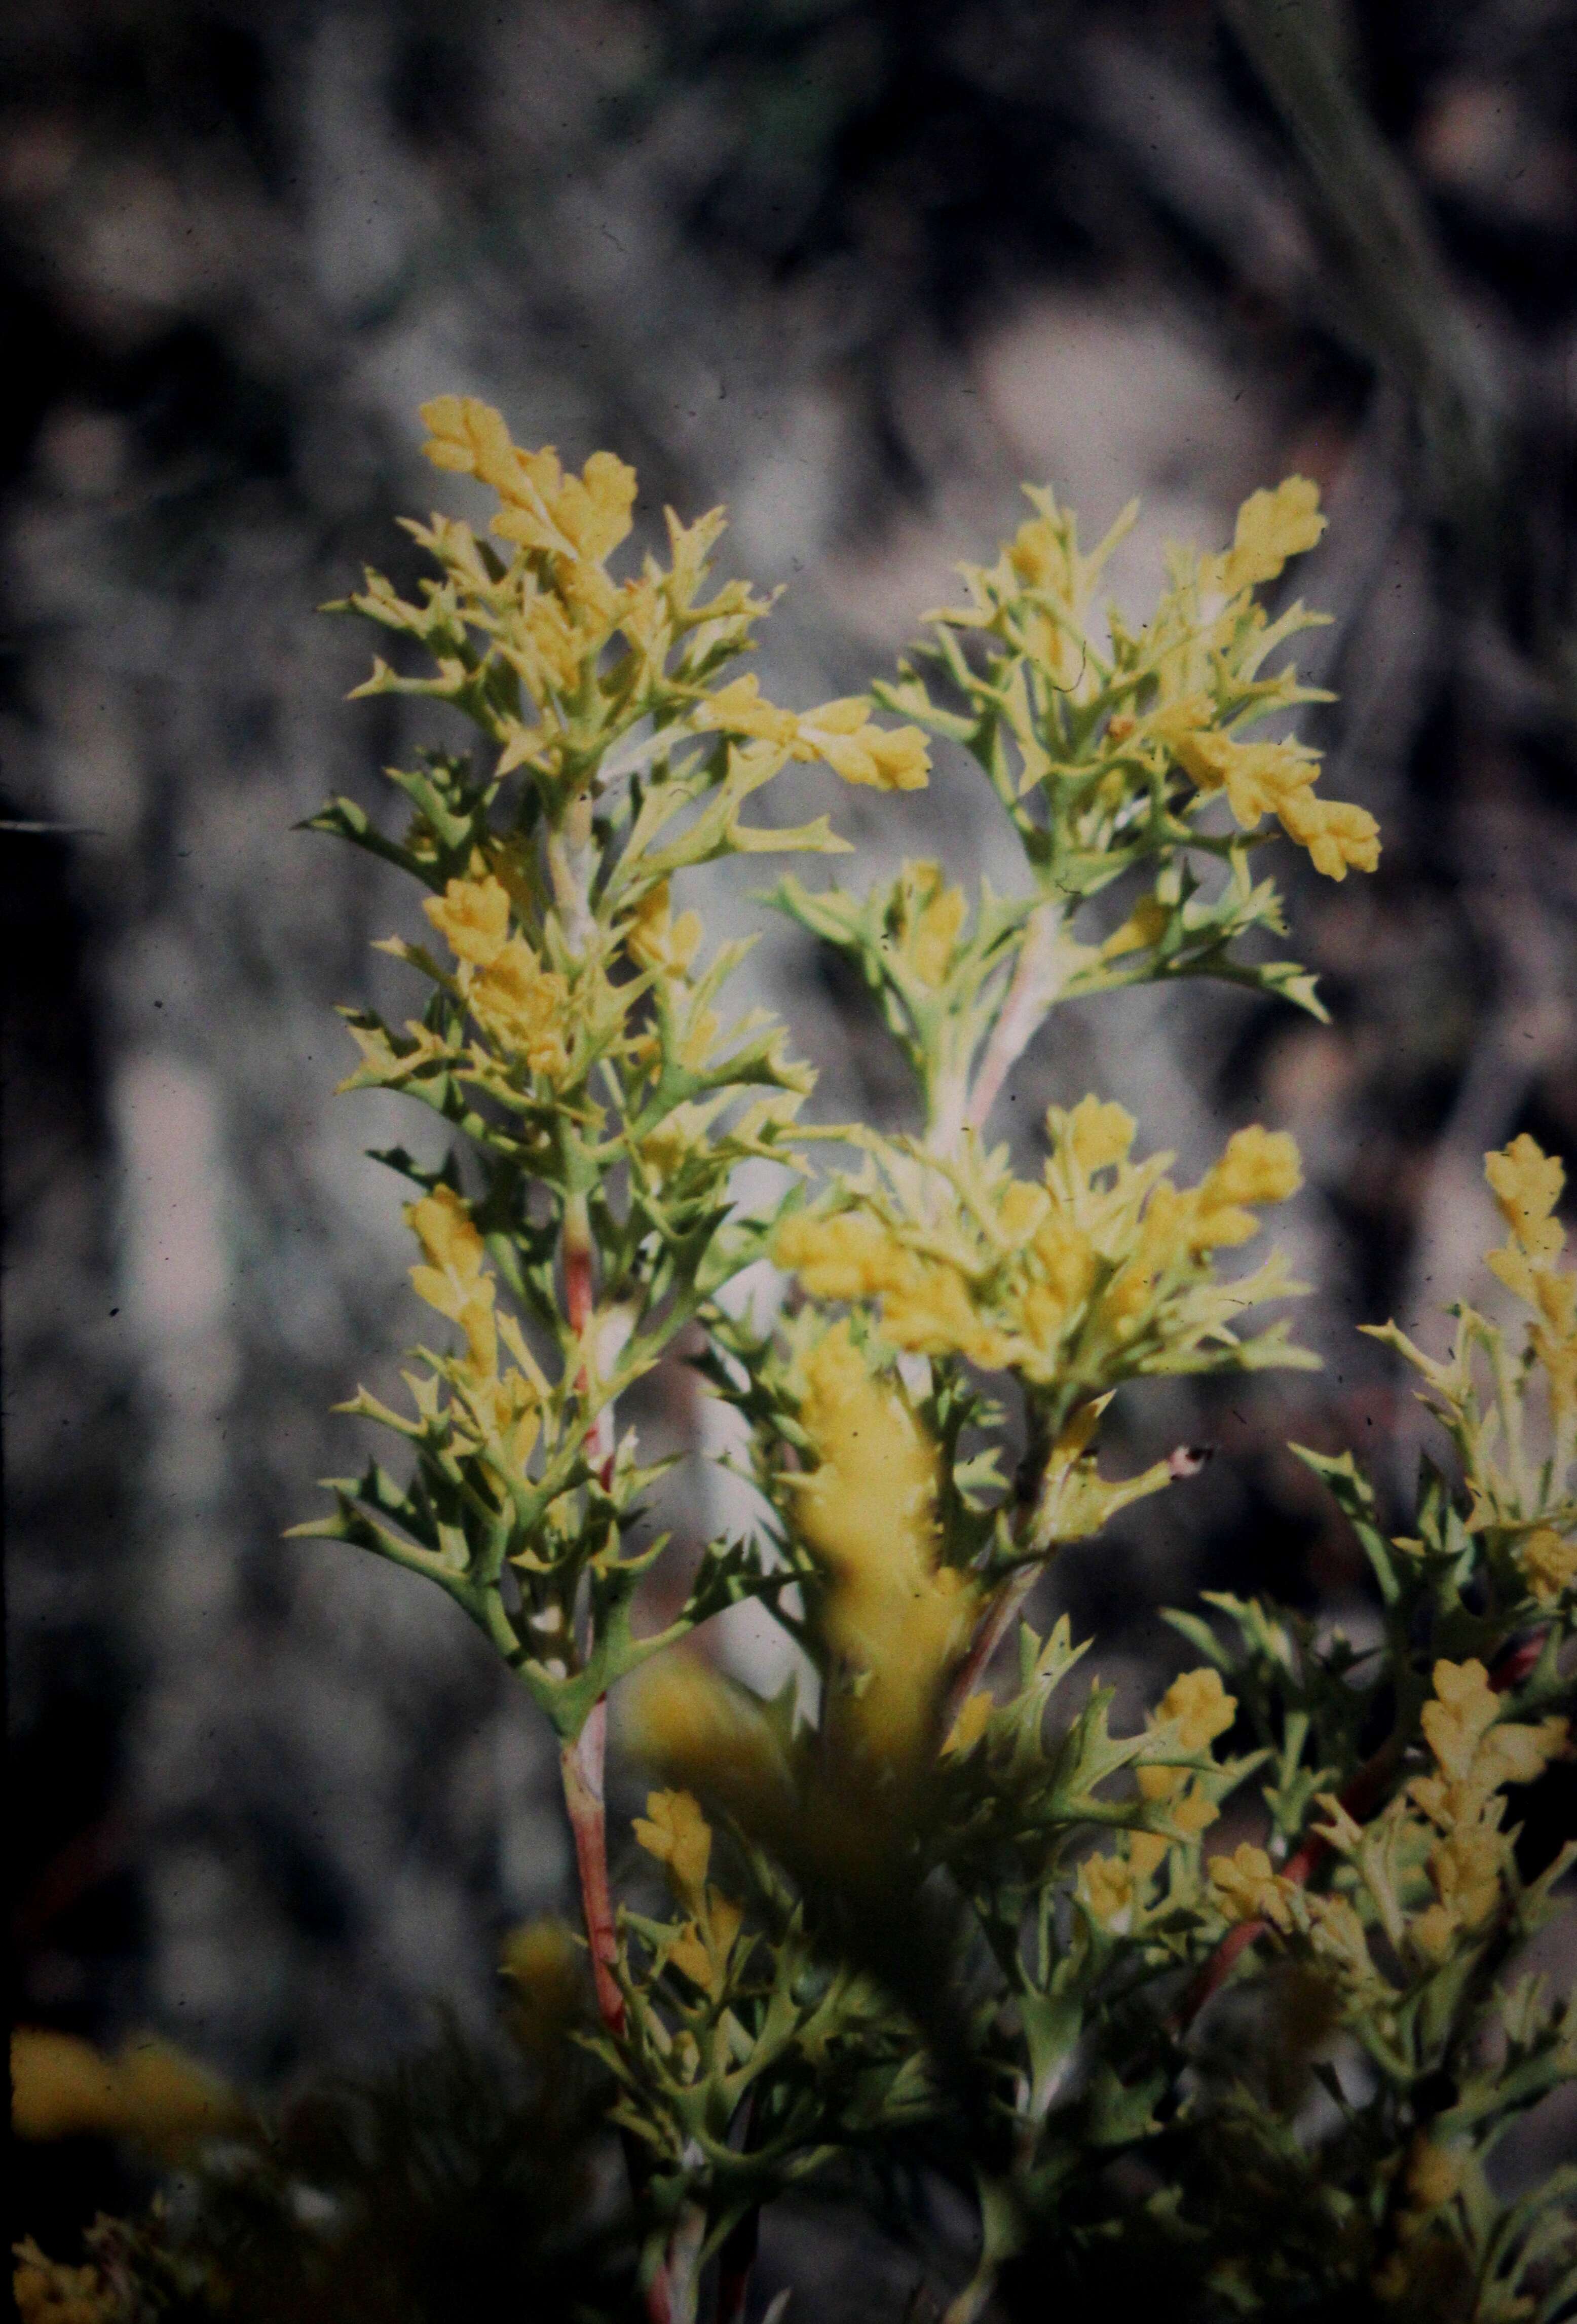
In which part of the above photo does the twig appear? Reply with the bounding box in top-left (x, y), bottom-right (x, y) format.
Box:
top-left (945, 1444), bottom-right (1214, 1732)
top-left (560, 1699), bottom-right (624, 2037)
top-left (964, 903), bottom-right (1068, 1136)
top-left (945, 1572), bottom-right (1038, 1735)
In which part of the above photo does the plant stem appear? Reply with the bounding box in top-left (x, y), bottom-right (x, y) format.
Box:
top-left (716, 2203), bottom-right (760, 2324)
top-left (945, 1571), bottom-right (1037, 1734)
top-left (964, 902), bottom-right (1068, 1135)
top-left (560, 1699), bottom-right (624, 2038)
top-left (946, 1442), bottom-right (1211, 1731)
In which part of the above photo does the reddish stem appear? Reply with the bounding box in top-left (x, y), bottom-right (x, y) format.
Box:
top-left (945, 1572), bottom-right (1036, 1734)
top-left (716, 2206), bottom-right (759, 2324)
top-left (946, 1446), bottom-right (1212, 1734)
top-left (560, 1699), bottom-right (625, 2039)
top-left (1176, 1627), bottom-right (1551, 2031)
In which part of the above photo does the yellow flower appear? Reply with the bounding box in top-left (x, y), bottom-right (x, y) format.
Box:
top-left (1100, 894), bottom-right (1170, 960)
top-left (1410, 1657), bottom-right (1567, 1834)
top-left (423, 872), bottom-right (512, 966)
top-left (1175, 727), bottom-right (1378, 881)
top-left (11, 2028), bottom-right (238, 2159)
top-left (626, 882), bottom-right (703, 978)
top-left (1419, 1658), bottom-right (1501, 1787)
top-left (791, 1324), bottom-right (975, 1760)
top-left (1079, 1852), bottom-right (1138, 1932)
top-left (500, 1917), bottom-right (582, 2052)
top-left (461, 1361), bottom-right (541, 1471)
top-left (667, 1894), bottom-right (745, 1998)
top-left (469, 938), bottom-right (571, 1077)
top-left (538, 448), bottom-right (638, 565)
top-left (1208, 1842), bottom-right (1294, 1931)
top-left (633, 1788), bottom-right (713, 1908)
top-left (690, 672), bottom-right (800, 747)
top-left (1518, 1527), bottom-right (1577, 1607)
top-left (774, 1212), bottom-right (908, 1302)
top-left (407, 1186), bottom-right (497, 1375)
top-left (1426, 1826), bottom-right (1503, 1934)
top-left (1135, 1668), bottom-right (1235, 1848)
top-left (796, 697), bottom-right (931, 791)
top-left (420, 393), bottom-right (532, 493)
top-left (895, 861), bottom-right (968, 988)
top-left (1486, 1133), bottom-right (1566, 1263)
top-left (1275, 788), bottom-right (1381, 881)
top-left (1066, 1095), bottom-right (1137, 1175)
top-left (1215, 475), bottom-right (1326, 594)
top-left (882, 1261), bottom-right (1016, 1370)
top-left (793, 1326), bottom-right (939, 1581)
top-left (497, 583), bottom-right (581, 708)
top-left (1175, 730), bottom-right (1318, 826)
top-left (1193, 1126), bottom-right (1303, 1248)
top-left (1157, 1666), bottom-right (1237, 1754)
top-left (624, 1656), bottom-right (794, 1827)
top-left (1017, 1213), bottom-right (1098, 1353)
top-left (418, 398), bottom-right (637, 569)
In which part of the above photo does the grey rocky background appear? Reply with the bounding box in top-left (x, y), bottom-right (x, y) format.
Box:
top-left (7, 0), bottom-right (1577, 2163)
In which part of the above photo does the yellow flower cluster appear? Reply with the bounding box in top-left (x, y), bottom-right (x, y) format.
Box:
top-left (1486, 1133), bottom-right (1577, 1431)
top-left (775, 1102), bottom-right (1304, 1392)
top-left (422, 394), bottom-right (639, 570)
top-left (1406, 1658), bottom-right (1568, 1961)
top-left (361, 398), bottom-right (932, 802)
top-left (916, 471), bottom-right (1378, 883)
top-left (633, 1789), bottom-right (745, 1999)
top-left (940, 482), bottom-right (1138, 694)
top-left (789, 1323), bottom-right (975, 1763)
top-left (1172, 721), bottom-right (1380, 882)
top-left (888, 860), bottom-right (969, 989)
top-left (422, 870), bottom-right (571, 1078)
top-left (1204, 475), bottom-right (1327, 596)
top-left (688, 673), bottom-right (931, 790)
top-left (793, 696), bottom-right (931, 792)
top-left (1207, 1659), bottom-right (1567, 1976)
top-left (1078, 1668), bottom-right (1237, 1932)
top-left (1373, 1136), bottom-right (1577, 1606)
top-left (405, 1187), bottom-right (543, 1472)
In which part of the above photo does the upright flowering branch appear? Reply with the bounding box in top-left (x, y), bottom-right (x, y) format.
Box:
top-left (277, 411), bottom-right (1577, 2321)
top-left (290, 397), bottom-right (935, 2317)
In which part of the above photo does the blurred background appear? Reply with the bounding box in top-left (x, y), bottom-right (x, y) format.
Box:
top-left (7, 0), bottom-right (1577, 2288)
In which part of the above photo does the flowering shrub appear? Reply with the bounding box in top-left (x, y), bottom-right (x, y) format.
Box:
top-left (14, 404), bottom-right (1574, 2324)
